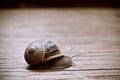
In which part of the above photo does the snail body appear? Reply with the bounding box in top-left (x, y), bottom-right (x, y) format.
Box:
top-left (24, 40), bottom-right (73, 69)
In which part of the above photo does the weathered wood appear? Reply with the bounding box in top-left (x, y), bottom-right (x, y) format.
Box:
top-left (0, 8), bottom-right (120, 80)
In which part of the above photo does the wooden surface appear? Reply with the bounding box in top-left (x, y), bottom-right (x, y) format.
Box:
top-left (0, 8), bottom-right (120, 80)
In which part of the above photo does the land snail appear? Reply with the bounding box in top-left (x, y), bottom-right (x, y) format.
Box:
top-left (24, 40), bottom-right (79, 70)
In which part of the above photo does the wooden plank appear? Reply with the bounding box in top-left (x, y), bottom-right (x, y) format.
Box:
top-left (0, 8), bottom-right (120, 80)
top-left (0, 70), bottom-right (120, 80)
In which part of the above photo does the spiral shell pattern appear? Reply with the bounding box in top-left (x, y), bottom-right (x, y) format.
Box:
top-left (24, 40), bottom-right (63, 65)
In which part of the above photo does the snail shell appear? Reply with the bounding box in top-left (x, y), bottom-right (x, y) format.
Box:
top-left (24, 40), bottom-right (64, 65)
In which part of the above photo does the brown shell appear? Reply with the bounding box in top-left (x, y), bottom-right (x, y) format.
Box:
top-left (24, 40), bottom-right (64, 65)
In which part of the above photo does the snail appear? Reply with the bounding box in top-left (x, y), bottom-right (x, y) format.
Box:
top-left (24, 40), bottom-right (73, 69)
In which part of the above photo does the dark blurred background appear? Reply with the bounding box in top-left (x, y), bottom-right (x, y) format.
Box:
top-left (0, 0), bottom-right (120, 8)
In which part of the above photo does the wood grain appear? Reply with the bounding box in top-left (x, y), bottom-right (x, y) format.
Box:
top-left (0, 8), bottom-right (120, 80)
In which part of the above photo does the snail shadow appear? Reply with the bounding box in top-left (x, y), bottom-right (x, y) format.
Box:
top-left (26, 56), bottom-right (73, 72)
